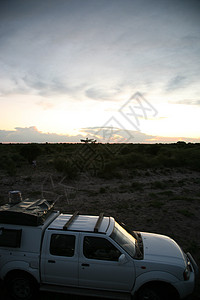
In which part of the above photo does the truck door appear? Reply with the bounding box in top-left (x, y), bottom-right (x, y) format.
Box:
top-left (79, 234), bottom-right (135, 291)
top-left (41, 231), bottom-right (79, 286)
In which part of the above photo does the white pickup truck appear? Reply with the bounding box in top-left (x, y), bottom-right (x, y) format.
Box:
top-left (0, 193), bottom-right (198, 300)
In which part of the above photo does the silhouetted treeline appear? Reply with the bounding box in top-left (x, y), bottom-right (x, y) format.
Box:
top-left (0, 142), bottom-right (200, 177)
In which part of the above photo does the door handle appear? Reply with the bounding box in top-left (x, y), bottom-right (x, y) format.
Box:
top-left (48, 260), bottom-right (55, 263)
top-left (81, 263), bottom-right (90, 267)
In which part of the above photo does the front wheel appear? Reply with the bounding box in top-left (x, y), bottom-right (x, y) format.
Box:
top-left (137, 285), bottom-right (166, 300)
top-left (6, 273), bottom-right (38, 300)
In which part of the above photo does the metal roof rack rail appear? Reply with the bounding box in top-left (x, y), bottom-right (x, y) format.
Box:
top-left (94, 213), bottom-right (104, 233)
top-left (63, 211), bottom-right (79, 231)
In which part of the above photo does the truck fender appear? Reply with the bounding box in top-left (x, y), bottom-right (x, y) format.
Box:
top-left (132, 271), bottom-right (179, 295)
top-left (0, 260), bottom-right (39, 282)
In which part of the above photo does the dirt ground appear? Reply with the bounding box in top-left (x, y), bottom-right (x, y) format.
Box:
top-left (0, 162), bottom-right (199, 299)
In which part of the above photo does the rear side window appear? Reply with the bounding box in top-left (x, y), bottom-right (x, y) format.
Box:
top-left (50, 234), bottom-right (75, 257)
top-left (0, 228), bottom-right (22, 248)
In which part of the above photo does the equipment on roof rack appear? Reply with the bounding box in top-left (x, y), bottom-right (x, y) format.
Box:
top-left (8, 190), bottom-right (22, 204)
top-left (0, 192), bottom-right (55, 226)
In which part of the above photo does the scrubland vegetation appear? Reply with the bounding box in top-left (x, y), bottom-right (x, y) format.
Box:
top-left (0, 141), bottom-right (200, 177)
top-left (0, 141), bottom-right (200, 299)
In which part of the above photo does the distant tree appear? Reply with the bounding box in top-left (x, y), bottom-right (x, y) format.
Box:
top-left (177, 141), bottom-right (186, 147)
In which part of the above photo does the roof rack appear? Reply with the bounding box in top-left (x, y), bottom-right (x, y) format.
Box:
top-left (63, 211), bottom-right (79, 231)
top-left (94, 213), bottom-right (104, 233)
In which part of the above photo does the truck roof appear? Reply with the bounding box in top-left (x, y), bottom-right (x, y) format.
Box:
top-left (48, 212), bottom-right (115, 236)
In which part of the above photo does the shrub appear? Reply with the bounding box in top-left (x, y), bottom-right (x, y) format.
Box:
top-left (151, 181), bottom-right (167, 189)
top-left (158, 190), bottom-right (174, 197)
top-left (19, 144), bottom-right (42, 164)
top-left (148, 200), bottom-right (164, 208)
top-left (99, 187), bottom-right (107, 193)
top-left (186, 241), bottom-right (200, 254)
top-left (54, 158), bottom-right (78, 179)
top-left (121, 152), bottom-right (150, 169)
top-left (98, 161), bottom-right (122, 179)
top-left (0, 155), bottom-right (16, 176)
top-left (177, 209), bottom-right (194, 218)
top-left (131, 181), bottom-right (144, 191)
top-left (145, 144), bottom-right (161, 156)
top-left (5, 159), bottom-right (16, 176)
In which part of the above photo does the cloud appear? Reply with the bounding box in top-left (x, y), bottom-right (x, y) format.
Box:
top-left (22, 75), bottom-right (72, 97)
top-left (0, 126), bottom-right (199, 144)
top-left (165, 75), bottom-right (187, 92)
top-left (0, 127), bottom-right (83, 143)
top-left (85, 86), bottom-right (122, 101)
top-left (0, 73), bottom-right (69, 97)
top-left (0, 70), bottom-right (87, 99)
top-left (0, 126), bottom-right (146, 143)
top-left (0, 0), bottom-right (200, 141)
top-left (1, 0), bottom-right (199, 102)
top-left (81, 127), bottom-right (153, 143)
top-left (169, 99), bottom-right (200, 106)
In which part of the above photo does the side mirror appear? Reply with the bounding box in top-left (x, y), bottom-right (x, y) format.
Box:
top-left (118, 254), bottom-right (127, 265)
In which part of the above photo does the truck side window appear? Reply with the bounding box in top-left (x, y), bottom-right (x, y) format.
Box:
top-left (83, 236), bottom-right (121, 261)
top-left (50, 234), bottom-right (75, 257)
top-left (0, 228), bottom-right (22, 248)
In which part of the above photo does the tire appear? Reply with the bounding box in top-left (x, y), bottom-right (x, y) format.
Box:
top-left (137, 285), bottom-right (166, 300)
top-left (6, 273), bottom-right (38, 300)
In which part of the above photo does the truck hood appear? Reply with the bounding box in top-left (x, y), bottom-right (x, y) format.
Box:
top-left (141, 232), bottom-right (185, 266)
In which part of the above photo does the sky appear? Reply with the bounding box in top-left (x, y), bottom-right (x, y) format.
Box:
top-left (0, 0), bottom-right (200, 143)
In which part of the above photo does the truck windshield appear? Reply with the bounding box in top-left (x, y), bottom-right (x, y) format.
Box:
top-left (110, 222), bottom-right (136, 258)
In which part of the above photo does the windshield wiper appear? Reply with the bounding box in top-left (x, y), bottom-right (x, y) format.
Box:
top-left (135, 232), bottom-right (143, 259)
top-left (118, 221), bottom-right (138, 239)
top-left (135, 240), bottom-right (143, 259)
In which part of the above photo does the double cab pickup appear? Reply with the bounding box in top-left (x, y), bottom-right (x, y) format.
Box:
top-left (0, 196), bottom-right (198, 300)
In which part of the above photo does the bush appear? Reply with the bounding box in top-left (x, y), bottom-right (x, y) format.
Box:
top-left (121, 152), bottom-right (150, 169)
top-left (19, 144), bottom-right (42, 164)
top-left (0, 155), bottom-right (16, 176)
top-left (5, 159), bottom-right (16, 176)
top-left (148, 200), bottom-right (164, 208)
top-left (145, 144), bottom-right (161, 156)
top-left (97, 158), bottom-right (123, 179)
top-left (54, 158), bottom-right (78, 179)
top-left (131, 181), bottom-right (144, 191)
